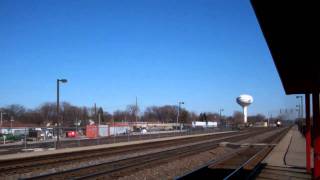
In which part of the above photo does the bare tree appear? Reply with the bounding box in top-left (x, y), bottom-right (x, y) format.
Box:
top-left (5, 104), bottom-right (26, 118)
top-left (248, 114), bottom-right (266, 124)
top-left (103, 111), bottom-right (113, 123)
top-left (113, 110), bottom-right (131, 122)
top-left (233, 111), bottom-right (244, 125)
top-left (126, 104), bottom-right (139, 122)
top-left (38, 102), bottom-right (57, 125)
top-left (143, 105), bottom-right (177, 123)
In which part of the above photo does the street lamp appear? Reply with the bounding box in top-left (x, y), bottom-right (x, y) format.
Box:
top-left (176, 101), bottom-right (184, 131)
top-left (296, 96), bottom-right (304, 118)
top-left (56, 79), bottom-right (68, 148)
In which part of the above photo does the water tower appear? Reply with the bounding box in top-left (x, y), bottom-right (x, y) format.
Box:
top-left (236, 94), bottom-right (253, 124)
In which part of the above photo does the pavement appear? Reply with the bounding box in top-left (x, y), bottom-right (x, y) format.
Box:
top-left (285, 126), bottom-right (313, 168)
top-left (258, 125), bottom-right (312, 180)
top-left (263, 125), bottom-right (312, 168)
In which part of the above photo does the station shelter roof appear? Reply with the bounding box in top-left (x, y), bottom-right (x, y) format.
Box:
top-left (251, 0), bottom-right (319, 94)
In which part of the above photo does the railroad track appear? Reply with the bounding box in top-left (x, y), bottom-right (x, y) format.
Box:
top-left (21, 128), bottom-right (285, 180)
top-left (176, 127), bottom-right (290, 180)
top-left (0, 130), bottom-right (257, 176)
top-left (223, 128), bottom-right (291, 180)
top-left (0, 129), bottom-right (229, 155)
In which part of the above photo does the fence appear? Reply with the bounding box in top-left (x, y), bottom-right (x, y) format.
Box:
top-left (0, 125), bottom-right (235, 154)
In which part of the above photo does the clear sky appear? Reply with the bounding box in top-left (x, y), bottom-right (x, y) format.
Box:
top-left (0, 0), bottom-right (298, 116)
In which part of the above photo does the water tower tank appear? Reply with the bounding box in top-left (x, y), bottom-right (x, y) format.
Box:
top-left (236, 94), bottom-right (253, 124)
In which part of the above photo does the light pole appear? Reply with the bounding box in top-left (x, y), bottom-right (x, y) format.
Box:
top-left (56, 79), bottom-right (67, 149)
top-left (296, 95), bottom-right (304, 118)
top-left (176, 101), bottom-right (184, 131)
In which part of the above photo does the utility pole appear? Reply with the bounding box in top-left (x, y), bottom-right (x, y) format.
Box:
top-left (75, 117), bottom-right (78, 134)
top-left (219, 109), bottom-right (224, 128)
top-left (297, 95), bottom-right (304, 118)
top-left (0, 112), bottom-right (6, 129)
top-left (176, 101), bottom-right (184, 131)
top-left (94, 103), bottom-right (97, 123)
top-left (135, 96), bottom-right (138, 123)
top-left (98, 113), bottom-right (101, 126)
top-left (10, 116), bottom-right (14, 133)
top-left (296, 105), bottom-right (301, 118)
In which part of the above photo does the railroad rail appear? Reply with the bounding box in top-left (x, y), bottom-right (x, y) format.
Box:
top-left (0, 129), bottom-right (228, 155)
top-left (19, 128), bottom-right (285, 180)
top-left (176, 127), bottom-right (290, 180)
top-left (0, 130), bottom-right (251, 176)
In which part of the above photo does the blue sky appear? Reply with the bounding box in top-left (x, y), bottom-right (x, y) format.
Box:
top-left (0, 0), bottom-right (298, 116)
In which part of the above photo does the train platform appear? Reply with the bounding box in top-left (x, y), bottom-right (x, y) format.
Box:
top-left (0, 130), bottom-right (235, 161)
top-left (256, 126), bottom-right (312, 179)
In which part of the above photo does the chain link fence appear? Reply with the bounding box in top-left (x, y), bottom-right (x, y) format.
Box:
top-left (0, 124), bottom-right (235, 155)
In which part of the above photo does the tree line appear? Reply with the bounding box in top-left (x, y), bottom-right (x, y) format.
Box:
top-left (0, 102), bottom-right (274, 127)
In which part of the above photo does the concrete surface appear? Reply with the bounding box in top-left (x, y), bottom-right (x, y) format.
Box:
top-left (286, 126), bottom-right (313, 168)
top-left (258, 126), bottom-right (312, 179)
top-left (263, 125), bottom-right (312, 168)
top-left (256, 165), bottom-right (311, 180)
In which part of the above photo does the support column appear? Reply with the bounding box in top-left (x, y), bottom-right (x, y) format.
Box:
top-left (243, 106), bottom-right (248, 124)
top-left (305, 93), bottom-right (311, 173)
top-left (312, 92), bottom-right (320, 178)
